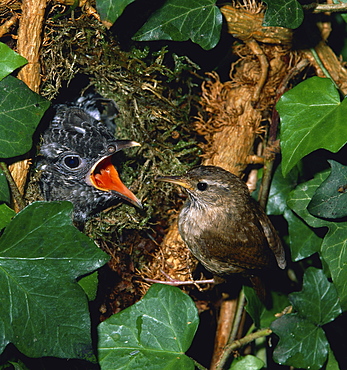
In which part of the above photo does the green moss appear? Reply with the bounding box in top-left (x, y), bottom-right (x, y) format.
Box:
top-left (39, 6), bottom-right (201, 253)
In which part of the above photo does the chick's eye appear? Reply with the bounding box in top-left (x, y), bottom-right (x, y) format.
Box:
top-left (63, 155), bottom-right (82, 169)
top-left (197, 182), bottom-right (208, 191)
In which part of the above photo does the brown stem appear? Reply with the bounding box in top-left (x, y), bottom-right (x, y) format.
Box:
top-left (229, 290), bottom-right (246, 344)
top-left (17, 0), bottom-right (47, 92)
top-left (246, 39), bottom-right (269, 103)
top-left (258, 159), bottom-right (274, 210)
top-left (215, 328), bottom-right (273, 369)
top-left (0, 162), bottom-right (26, 211)
top-left (0, 14), bottom-right (18, 38)
top-left (212, 291), bottom-right (246, 369)
top-left (210, 299), bottom-right (238, 370)
top-left (8, 0), bottom-right (48, 211)
top-left (304, 3), bottom-right (347, 13)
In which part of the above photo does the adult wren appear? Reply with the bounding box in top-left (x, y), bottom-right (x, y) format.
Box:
top-left (157, 165), bottom-right (286, 296)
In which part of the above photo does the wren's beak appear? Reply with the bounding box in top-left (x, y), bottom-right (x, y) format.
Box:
top-left (86, 140), bottom-right (142, 208)
top-left (155, 175), bottom-right (193, 191)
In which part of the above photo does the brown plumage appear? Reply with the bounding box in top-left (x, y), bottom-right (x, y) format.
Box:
top-left (157, 165), bottom-right (286, 298)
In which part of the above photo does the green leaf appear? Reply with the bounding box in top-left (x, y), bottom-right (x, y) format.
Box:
top-left (271, 314), bottom-right (328, 370)
top-left (277, 77), bottom-right (347, 177)
top-left (332, 0), bottom-right (347, 23)
top-left (0, 203), bottom-right (15, 230)
top-left (78, 271), bottom-right (99, 301)
top-left (0, 168), bottom-right (10, 204)
top-left (284, 208), bottom-right (322, 261)
top-left (262, 0), bottom-right (304, 29)
top-left (96, 0), bottom-right (136, 26)
top-left (287, 170), bottom-right (331, 229)
top-left (98, 283), bottom-right (199, 369)
top-left (271, 268), bottom-right (341, 369)
top-left (326, 346), bottom-right (340, 370)
top-left (0, 201), bottom-right (110, 359)
top-left (288, 171), bottom-right (347, 309)
top-left (274, 166), bottom-right (325, 261)
top-left (289, 267), bottom-right (341, 325)
top-left (321, 223), bottom-right (347, 310)
top-left (0, 43), bottom-right (27, 81)
top-left (244, 286), bottom-right (290, 329)
top-left (0, 75), bottom-right (50, 158)
top-left (265, 164), bottom-right (322, 261)
top-left (308, 160), bottom-right (347, 219)
top-left (133, 0), bottom-right (222, 50)
top-left (229, 355), bottom-right (264, 370)
top-left (266, 164), bottom-right (299, 215)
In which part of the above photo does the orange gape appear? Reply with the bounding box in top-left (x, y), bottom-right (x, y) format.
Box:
top-left (91, 156), bottom-right (139, 205)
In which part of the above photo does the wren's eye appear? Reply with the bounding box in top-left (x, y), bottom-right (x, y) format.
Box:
top-left (197, 182), bottom-right (208, 191)
top-left (63, 155), bottom-right (82, 169)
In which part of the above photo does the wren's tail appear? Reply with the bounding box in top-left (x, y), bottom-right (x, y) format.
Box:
top-left (249, 275), bottom-right (269, 307)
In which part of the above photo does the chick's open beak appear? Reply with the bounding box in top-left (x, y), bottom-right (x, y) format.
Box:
top-left (86, 140), bottom-right (142, 208)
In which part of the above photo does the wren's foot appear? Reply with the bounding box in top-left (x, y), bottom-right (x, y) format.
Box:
top-left (142, 270), bottom-right (215, 287)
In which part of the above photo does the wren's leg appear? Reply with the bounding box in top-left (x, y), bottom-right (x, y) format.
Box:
top-left (142, 269), bottom-right (215, 287)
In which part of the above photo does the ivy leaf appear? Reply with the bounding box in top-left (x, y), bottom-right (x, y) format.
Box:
top-left (266, 163), bottom-right (299, 215)
top-left (271, 314), bottom-right (328, 369)
top-left (0, 203), bottom-right (15, 230)
top-left (277, 77), bottom-right (347, 177)
top-left (262, 0), bottom-right (304, 29)
top-left (266, 164), bottom-right (323, 260)
top-left (288, 171), bottom-right (347, 309)
top-left (98, 283), bottom-right (199, 369)
top-left (96, 0), bottom-right (136, 28)
top-left (244, 286), bottom-right (290, 329)
top-left (0, 201), bottom-right (110, 359)
top-left (326, 346), bottom-right (340, 370)
top-left (287, 170), bottom-right (331, 229)
top-left (133, 0), bottom-right (223, 50)
top-left (284, 209), bottom-right (322, 261)
top-left (308, 160), bottom-right (347, 219)
top-left (289, 267), bottom-right (341, 325)
top-left (332, 0), bottom-right (347, 23)
top-left (78, 271), bottom-right (99, 301)
top-left (229, 355), bottom-right (264, 370)
top-left (265, 164), bottom-right (321, 261)
top-left (0, 168), bottom-right (10, 204)
top-left (271, 268), bottom-right (341, 369)
top-left (0, 75), bottom-right (50, 158)
top-left (321, 223), bottom-right (347, 310)
top-left (0, 43), bottom-right (27, 81)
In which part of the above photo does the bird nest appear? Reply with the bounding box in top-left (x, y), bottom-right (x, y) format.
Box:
top-left (25, 1), bottom-right (299, 314)
top-left (32, 4), bottom-right (202, 313)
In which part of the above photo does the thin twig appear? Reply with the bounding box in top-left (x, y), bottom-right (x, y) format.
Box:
top-left (193, 359), bottom-right (209, 370)
top-left (215, 291), bottom-right (246, 370)
top-left (210, 299), bottom-right (238, 370)
top-left (303, 3), bottom-right (347, 13)
top-left (310, 47), bottom-right (340, 91)
top-left (0, 162), bottom-right (26, 211)
top-left (246, 39), bottom-right (268, 103)
top-left (0, 14), bottom-right (18, 38)
top-left (216, 328), bottom-right (272, 369)
top-left (229, 290), bottom-right (246, 343)
top-left (258, 159), bottom-right (274, 210)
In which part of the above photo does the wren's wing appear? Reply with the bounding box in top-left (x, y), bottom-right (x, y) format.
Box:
top-left (197, 214), bottom-right (276, 274)
top-left (255, 201), bottom-right (286, 270)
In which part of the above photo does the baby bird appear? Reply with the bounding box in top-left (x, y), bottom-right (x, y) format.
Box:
top-left (39, 95), bottom-right (142, 224)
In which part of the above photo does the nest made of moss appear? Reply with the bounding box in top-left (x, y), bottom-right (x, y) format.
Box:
top-left (33, 3), bottom-right (203, 315)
